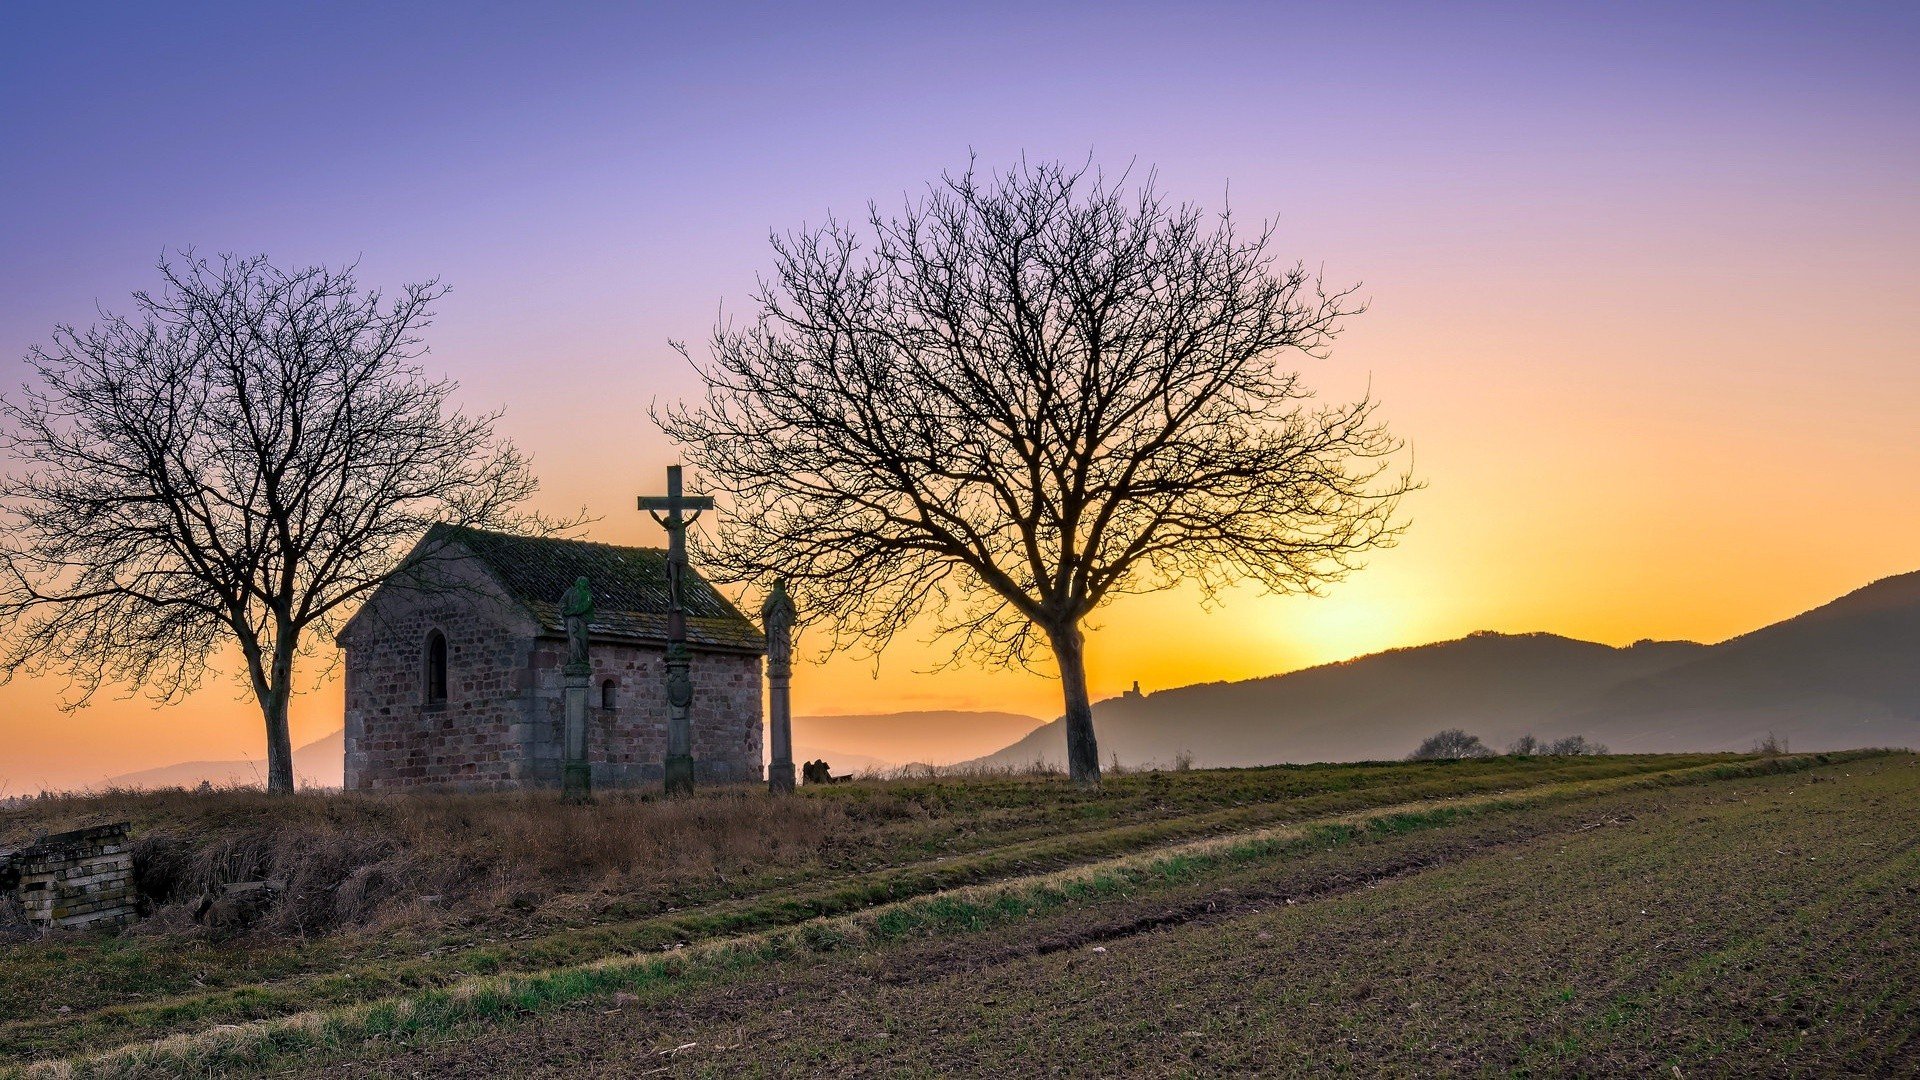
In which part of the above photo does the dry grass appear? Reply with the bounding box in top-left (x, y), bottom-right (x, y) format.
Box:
top-left (2, 785), bottom-right (857, 937)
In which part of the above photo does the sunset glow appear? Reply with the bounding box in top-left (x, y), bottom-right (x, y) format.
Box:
top-left (2, 2), bottom-right (1915, 790)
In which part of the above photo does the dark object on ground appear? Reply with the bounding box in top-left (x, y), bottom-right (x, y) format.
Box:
top-left (801, 759), bottom-right (850, 785)
top-left (193, 879), bottom-right (286, 934)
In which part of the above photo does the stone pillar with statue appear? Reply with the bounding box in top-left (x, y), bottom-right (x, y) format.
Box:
top-left (762, 578), bottom-right (797, 794)
top-left (560, 575), bottom-right (594, 802)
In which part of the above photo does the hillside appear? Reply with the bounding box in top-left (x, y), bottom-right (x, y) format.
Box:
top-left (101, 730), bottom-right (345, 790)
top-left (975, 632), bottom-right (1707, 769)
top-left (3, 752), bottom-right (1906, 1075)
top-left (105, 711), bottom-right (1044, 792)
top-left (1558, 570), bottom-right (1920, 751)
top-left (972, 571), bottom-right (1920, 769)
top-left (791, 710), bottom-right (1044, 770)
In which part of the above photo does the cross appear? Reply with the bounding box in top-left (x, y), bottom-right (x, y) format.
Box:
top-left (638, 465), bottom-right (715, 608)
top-left (637, 464), bottom-right (715, 795)
top-left (638, 463), bottom-right (714, 531)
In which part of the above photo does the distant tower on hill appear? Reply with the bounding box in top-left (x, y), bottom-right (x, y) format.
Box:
top-left (1123, 680), bottom-right (1144, 700)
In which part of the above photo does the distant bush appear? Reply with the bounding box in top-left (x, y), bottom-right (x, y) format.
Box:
top-left (1506, 733), bottom-right (1607, 756)
top-left (1753, 732), bottom-right (1790, 756)
top-left (1172, 749), bottom-right (1195, 772)
top-left (1544, 735), bottom-right (1609, 756)
top-left (1409, 729), bottom-right (1494, 761)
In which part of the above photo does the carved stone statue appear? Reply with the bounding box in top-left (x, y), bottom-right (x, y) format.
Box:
top-left (762, 579), bottom-right (798, 793)
top-left (762, 579), bottom-right (796, 671)
top-left (560, 576), bottom-right (594, 670)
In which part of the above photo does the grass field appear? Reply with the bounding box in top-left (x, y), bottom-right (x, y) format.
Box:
top-left (2, 750), bottom-right (1913, 1077)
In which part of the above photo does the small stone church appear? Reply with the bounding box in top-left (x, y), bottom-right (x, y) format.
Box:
top-left (338, 524), bottom-right (765, 790)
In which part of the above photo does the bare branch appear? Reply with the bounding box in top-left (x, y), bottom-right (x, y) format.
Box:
top-left (0, 252), bottom-right (556, 791)
top-left (657, 159), bottom-right (1415, 786)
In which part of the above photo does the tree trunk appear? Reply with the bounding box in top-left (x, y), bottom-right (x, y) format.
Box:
top-left (1050, 624), bottom-right (1102, 788)
top-left (260, 636), bottom-right (297, 795)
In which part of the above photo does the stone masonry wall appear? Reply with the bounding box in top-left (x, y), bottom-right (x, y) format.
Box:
top-left (523, 639), bottom-right (763, 787)
top-left (342, 567), bottom-right (537, 791)
top-left (1, 822), bottom-right (137, 930)
top-left (343, 563), bottom-right (764, 791)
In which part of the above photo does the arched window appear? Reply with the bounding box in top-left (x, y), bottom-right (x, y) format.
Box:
top-left (601, 679), bottom-right (617, 710)
top-left (424, 630), bottom-right (448, 704)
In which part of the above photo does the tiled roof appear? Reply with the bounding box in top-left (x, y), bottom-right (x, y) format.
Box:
top-left (426, 524), bottom-right (764, 654)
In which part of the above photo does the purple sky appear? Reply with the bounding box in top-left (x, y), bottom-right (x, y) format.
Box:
top-left (3, 2), bottom-right (1918, 788)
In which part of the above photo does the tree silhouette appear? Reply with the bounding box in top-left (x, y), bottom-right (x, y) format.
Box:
top-left (660, 160), bottom-right (1412, 787)
top-left (1410, 729), bottom-right (1494, 761)
top-left (0, 254), bottom-right (549, 793)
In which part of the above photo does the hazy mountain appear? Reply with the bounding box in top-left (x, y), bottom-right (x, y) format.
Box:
top-left (97, 572), bottom-right (1920, 784)
top-left (973, 633), bottom-right (1708, 769)
top-left (108, 711), bottom-right (1043, 791)
top-left (1557, 570), bottom-right (1920, 752)
top-left (971, 571), bottom-right (1920, 769)
top-left (792, 711), bottom-right (1044, 768)
top-left (103, 729), bottom-right (345, 790)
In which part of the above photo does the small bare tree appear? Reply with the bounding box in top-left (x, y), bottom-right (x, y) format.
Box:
top-left (1, 254), bottom-right (548, 793)
top-left (1410, 729), bottom-right (1494, 761)
top-left (659, 159), bottom-right (1411, 787)
top-left (1544, 734), bottom-right (1608, 756)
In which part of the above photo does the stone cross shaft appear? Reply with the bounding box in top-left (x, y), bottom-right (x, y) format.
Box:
top-left (638, 464), bottom-right (715, 796)
top-left (762, 578), bottom-right (798, 794)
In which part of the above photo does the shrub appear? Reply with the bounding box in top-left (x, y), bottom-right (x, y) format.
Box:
top-left (1544, 735), bottom-right (1609, 756)
top-left (1409, 729), bottom-right (1494, 761)
top-left (1507, 734), bottom-right (1541, 756)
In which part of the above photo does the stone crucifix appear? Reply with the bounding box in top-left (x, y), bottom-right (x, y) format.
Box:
top-left (638, 464), bottom-right (714, 796)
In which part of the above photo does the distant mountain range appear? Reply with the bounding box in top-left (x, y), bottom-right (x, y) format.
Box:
top-left (103, 729), bottom-right (345, 790)
top-left (969, 570), bottom-right (1920, 769)
top-left (100, 571), bottom-right (1920, 787)
top-left (104, 711), bottom-right (1044, 789)
top-left (792, 711), bottom-right (1044, 771)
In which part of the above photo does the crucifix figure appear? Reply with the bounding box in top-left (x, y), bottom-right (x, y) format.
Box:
top-left (638, 464), bottom-right (714, 795)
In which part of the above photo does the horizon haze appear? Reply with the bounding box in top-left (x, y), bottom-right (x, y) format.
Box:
top-left (2, 1), bottom-right (1917, 789)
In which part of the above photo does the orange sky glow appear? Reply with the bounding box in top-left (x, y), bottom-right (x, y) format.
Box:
top-left (2, 4), bottom-right (1915, 790)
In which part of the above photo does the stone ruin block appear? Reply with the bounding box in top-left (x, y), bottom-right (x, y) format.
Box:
top-left (0, 821), bottom-right (138, 931)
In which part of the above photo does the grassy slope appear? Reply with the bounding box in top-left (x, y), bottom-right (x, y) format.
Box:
top-left (3, 753), bottom-right (1909, 1075)
top-left (324, 752), bottom-right (1918, 1079)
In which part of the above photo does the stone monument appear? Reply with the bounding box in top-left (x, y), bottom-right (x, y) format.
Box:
top-left (762, 578), bottom-right (798, 794)
top-left (560, 575), bottom-right (594, 802)
top-left (0, 822), bottom-right (138, 930)
top-left (638, 465), bottom-right (715, 795)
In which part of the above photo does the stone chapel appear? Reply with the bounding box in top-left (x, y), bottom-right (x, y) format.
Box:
top-left (338, 524), bottom-right (765, 790)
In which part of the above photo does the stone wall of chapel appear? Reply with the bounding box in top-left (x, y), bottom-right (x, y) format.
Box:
top-left (522, 640), bottom-right (763, 787)
top-left (341, 577), bottom-right (536, 790)
top-left (341, 555), bottom-right (763, 790)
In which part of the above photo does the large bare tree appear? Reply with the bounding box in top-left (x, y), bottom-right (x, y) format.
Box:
top-left (0, 254), bottom-right (547, 793)
top-left (659, 160), bottom-right (1413, 787)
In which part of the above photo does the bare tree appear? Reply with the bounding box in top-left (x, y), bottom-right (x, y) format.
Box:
top-left (0, 254), bottom-right (549, 793)
top-left (659, 159), bottom-right (1412, 787)
top-left (1410, 729), bottom-right (1494, 761)
top-left (1544, 734), bottom-right (1608, 756)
